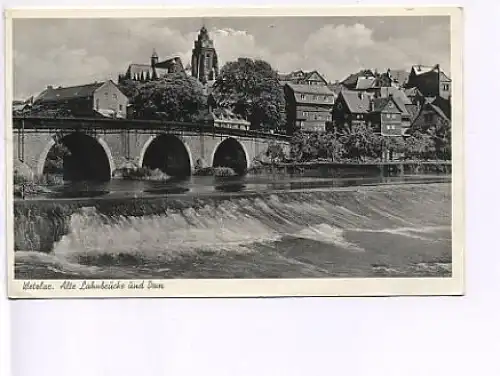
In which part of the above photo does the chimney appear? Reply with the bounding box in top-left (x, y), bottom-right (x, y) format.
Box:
top-left (47, 85), bottom-right (53, 90)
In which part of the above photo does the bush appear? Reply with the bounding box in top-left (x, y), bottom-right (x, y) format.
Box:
top-left (114, 167), bottom-right (170, 181)
top-left (193, 166), bottom-right (237, 177)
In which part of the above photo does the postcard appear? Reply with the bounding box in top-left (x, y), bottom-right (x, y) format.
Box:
top-left (5, 7), bottom-right (464, 298)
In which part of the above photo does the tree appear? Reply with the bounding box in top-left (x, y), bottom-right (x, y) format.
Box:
top-left (211, 58), bottom-right (285, 131)
top-left (290, 131), bottom-right (344, 162)
top-left (405, 131), bottom-right (436, 160)
top-left (382, 136), bottom-right (406, 160)
top-left (429, 117), bottom-right (451, 160)
top-left (119, 74), bottom-right (207, 121)
top-left (339, 123), bottom-right (382, 161)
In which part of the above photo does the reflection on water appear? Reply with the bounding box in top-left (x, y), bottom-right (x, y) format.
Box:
top-left (33, 171), bottom-right (451, 200)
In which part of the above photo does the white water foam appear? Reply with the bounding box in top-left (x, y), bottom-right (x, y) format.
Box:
top-left (293, 223), bottom-right (365, 252)
top-left (52, 204), bottom-right (283, 263)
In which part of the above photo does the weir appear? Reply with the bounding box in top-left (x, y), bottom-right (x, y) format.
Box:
top-left (13, 182), bottom-right (452, 279)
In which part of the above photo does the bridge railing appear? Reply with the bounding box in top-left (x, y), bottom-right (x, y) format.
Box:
top-left (11, 116), bottom-right (290, 141)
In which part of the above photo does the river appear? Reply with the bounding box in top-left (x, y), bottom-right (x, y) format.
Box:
top-left (14, 172), bottom-right (452, 279)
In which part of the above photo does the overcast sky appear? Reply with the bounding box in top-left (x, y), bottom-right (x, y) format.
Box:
top-left (12, 16), bottom-right (450, 99)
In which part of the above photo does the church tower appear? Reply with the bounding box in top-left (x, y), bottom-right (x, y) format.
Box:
top-left (151, 49), bottom-right (159, 79)
top-left (191, 26), bottom-right (219, 84)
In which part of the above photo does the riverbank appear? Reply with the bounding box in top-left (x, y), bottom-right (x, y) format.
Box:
top-left (249, 160), bottom-right (452, 176)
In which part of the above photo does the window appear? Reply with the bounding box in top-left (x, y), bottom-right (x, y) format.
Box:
top-left (442, 84), bottom-right (450, 91)
top-left (96, 99), bottom-right (99, 110)
top-left (312, 95), bottom-right (317, 100)
top-left (301, 94), bottom-right (306, 100)
top-left (119, 104), bottom-right (123, 111)
top-left (424, 113), bottom-right (433, 122)
top-left (314, 114), bottom-right (319, 120)
top-left (113, 94), bottom-right (117, 99)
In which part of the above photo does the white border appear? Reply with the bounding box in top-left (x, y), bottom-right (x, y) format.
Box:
top-left (5, 6), bottom-right (464, 298)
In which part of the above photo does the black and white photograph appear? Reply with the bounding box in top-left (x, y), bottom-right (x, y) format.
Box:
top-left (6, 8), bottom-right (463, 297)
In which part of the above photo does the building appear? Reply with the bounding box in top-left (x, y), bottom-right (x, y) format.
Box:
top-left (332, 90), bottom-right (409, 136)
top-left (118, 26), bottom-right (219, 85)
top-left (376, 87), bottom-right (413, 130)
top-left (283, 83), bottom-right (335, 134)
top-left (33, 80), bottom-right (129, 118)
top-left (340, 69), bottom-right (377, 90)
top-left (119, 52), bottom-right (185, 82)
top-left (207, 108), bottom-right (250, 131)
top-left (332, 90), bottom-right (371, 130)
top-left (386, 69), bottom-right (410, 88)
top-left (279, 70), bottom-right (329, 87)
top-left (409, 100), bottom-right (451, 135)
top-left (406, 64), bottom-right (451, 100)
top-left (366, 95), bottom-right (405, 137)
top-left (191, 26), bottom-right (219, 84)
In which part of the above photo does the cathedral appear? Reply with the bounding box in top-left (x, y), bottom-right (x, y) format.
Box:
top-left (118, 26), bottom-right (219, 85)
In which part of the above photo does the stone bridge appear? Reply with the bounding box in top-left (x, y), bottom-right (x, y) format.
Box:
top-left (11, 117), bottom-right (290, 180)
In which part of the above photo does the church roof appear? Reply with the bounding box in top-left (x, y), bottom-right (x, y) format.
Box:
top-left (126, 64), bottom-right (169, 79)
top-left (155, 56), bottom-right (183, 69)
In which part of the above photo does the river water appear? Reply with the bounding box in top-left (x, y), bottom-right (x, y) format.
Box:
top-left (14, 173), bottom-right (452, 279)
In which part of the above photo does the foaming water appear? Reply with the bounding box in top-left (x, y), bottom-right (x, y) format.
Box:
top-left (14, 183), bottom-right (452, 279)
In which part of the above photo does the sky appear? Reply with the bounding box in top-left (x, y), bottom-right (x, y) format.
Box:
top-left (12, 16), bottom-right (450, 100)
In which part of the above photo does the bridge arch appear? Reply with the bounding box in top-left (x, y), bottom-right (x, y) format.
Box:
top-left (139, 134), bottom-right (193, 177)
top-left (211, 137), bottom-right (250, 175)
top-left (38, 132), bottom-right (115, 181)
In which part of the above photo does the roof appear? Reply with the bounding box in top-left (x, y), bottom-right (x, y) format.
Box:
top-left (439, 71), bottom-right (451, 82)
top-left (127, 64), bottom-right (169, 79)
top-left (405, 104), bottom-right (420, 121)
top-left (411, 65), bottom-right (438, 75)
top-left (35, 82), bottom-right (105, 103)
top-left (340, 90), bottom-right (371, 113)
top-left (210, 108), bottom-right (249, 124)
top-left (379, 87), bottom-right (412, 105)
top-left (372, 97), bottom-right (392, 112)
top-left (404, 87), bottom-right (423, 97)
top-left (286, 83), bottom-right (334, 95)
top-left (155, 56), bottom-right (183, 69)
top-left (429, 104), bottom-right (450, 121)
top-left (279, 70), bottom-right (328, 86)
top-left (355, 77), bottom-right (377, 90)
top-left (341, 70), bottom-right (376, 88)
top-left (327, 82), bottom-right (343, 95)
top-left (388, 69), bottom-right (410, 85)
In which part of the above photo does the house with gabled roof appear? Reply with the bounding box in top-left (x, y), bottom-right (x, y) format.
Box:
top-left (284, 83), bottom-right (335, 134)
top-left (33, 80), bottom-right (129, 118)
top-left (406, 64), bottom-right (451, 99)
top-left (279, 69), bottom-right (329, 87)
top-left (366, 95), bottom-right (406, 137)
top-left (407, 101), bottom-right (451, 141)
top-left (332, 90), bottom-right (372, 130)
top-left (332, 90), bottom-right (409, 136)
